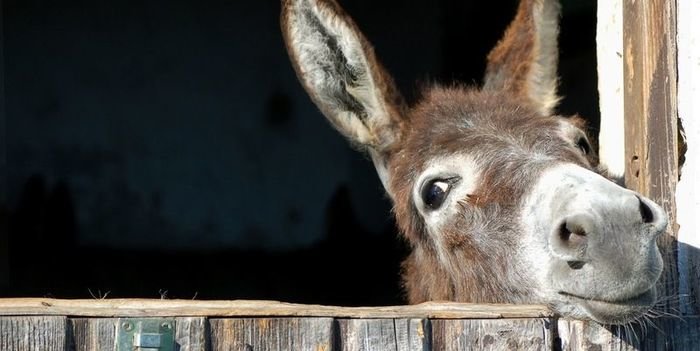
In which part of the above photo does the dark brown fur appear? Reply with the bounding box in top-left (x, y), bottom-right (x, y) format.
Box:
top-left (485, 0), bottom-right (541, 96)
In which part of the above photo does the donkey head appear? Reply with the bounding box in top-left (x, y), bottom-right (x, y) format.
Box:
top-left (281, 0), bottom-right (668, 324)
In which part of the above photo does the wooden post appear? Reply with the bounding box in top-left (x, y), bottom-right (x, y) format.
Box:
top-left (623, 0), bottom-right (680, 313)
top-left (596, 0), bottom-right (625, 178)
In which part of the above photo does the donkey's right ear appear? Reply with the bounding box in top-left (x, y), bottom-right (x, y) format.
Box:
top-left (281, 0), bottom-right (406, 153)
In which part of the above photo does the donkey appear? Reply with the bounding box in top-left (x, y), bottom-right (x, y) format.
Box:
top-left (281, 0), bottom-right (668, 324)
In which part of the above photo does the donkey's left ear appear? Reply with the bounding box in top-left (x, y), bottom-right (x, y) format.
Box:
top-left (282, 0), bottom-right (407, 194)
top-left (483, 0), bottom-right (561, 116)
top-left (281, 0), bottom-right (406, 153)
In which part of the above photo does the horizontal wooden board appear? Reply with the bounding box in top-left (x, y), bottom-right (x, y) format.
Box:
top-left (0, 298), bottom-right (552, 319)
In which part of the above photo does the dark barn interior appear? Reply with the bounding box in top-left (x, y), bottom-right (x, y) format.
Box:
top-left (0, 0), bottom-right (598, 305)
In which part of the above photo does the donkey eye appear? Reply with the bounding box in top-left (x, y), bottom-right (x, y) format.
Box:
top-left (576, 137), bottom-right (591, 155)
top-left (421, 178), bottom-right (458, 210)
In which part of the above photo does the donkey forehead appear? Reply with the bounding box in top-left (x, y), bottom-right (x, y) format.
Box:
top-left (387, 88), bottom-right (592, 206)
top-left (399, 88), bottom-right (569, 162)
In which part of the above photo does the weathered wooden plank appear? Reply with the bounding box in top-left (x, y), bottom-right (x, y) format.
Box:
top-left (175, 317), bottom-right (209, 351)
top-left (0, 316), bottom-right (67, 351)
top-left (623, 0), bottom-right (680, 314)
top-left (658, 315), bottom-right (700, 350)
top-left (395, 319), bottom-right (430, 351)
top-left (69, 318), bottom-right (116, 351)
top-left (557, 316), bottom-right (700, 351)
top-left (431, 318), bottom-right (554, 350)
top-left (556, 320), bottom-right (631, 350)
top-left (209, 318), bottom-right (333, 351)
top-left (0, 298), bottom-right (551, 319)
top-left (623, 0), bottom-right (679, 210)
top-left (336, 318), bottom-right (429, 351)
top-left (69, 317), bottom-right (208, 351)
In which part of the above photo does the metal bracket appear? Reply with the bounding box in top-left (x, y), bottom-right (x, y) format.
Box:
top-left (115, 318), bottom-right (176, 351)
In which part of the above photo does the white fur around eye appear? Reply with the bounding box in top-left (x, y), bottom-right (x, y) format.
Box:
top-left (414, 154), bottom-right (481, 226)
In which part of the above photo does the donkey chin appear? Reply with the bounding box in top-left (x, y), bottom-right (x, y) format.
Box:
top-left (522, 163), bottom-right (668, 324)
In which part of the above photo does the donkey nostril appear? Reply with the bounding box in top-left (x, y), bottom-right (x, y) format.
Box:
top-left (567, 261), bottom-right (585, 270)
top-left (637, 196), bottom-right (654, 223)
top-left (559, 222), bottom-right (572, 242)
top-left (559, 221), bottom-right (586, 242)
top-left (552, 218), bottom-right (589, 260)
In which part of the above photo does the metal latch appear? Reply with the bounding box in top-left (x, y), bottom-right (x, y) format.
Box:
top-left (115, 318), bottom-right (176, 351)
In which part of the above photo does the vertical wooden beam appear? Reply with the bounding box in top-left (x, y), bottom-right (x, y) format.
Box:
top-left (174, 317), bottom-right (209, 351)
top-left (623, 0), bottom-right (679, 312)
top-left (70, 318), bottom-right (117, 351)
top-left (596, 0), bottom-right (625, 178)
top-left (336, 319), bottom-right (430, 351)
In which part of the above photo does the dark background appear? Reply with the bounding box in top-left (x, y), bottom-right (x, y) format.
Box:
top-left (0, 0), bottom-right (598, 305)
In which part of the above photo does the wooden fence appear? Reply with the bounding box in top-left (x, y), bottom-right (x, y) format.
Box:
top-left (0, 299), bottom-right (698, 350)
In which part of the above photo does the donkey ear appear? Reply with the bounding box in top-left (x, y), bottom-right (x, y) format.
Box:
top-left (281, 0), bottom-right (406, 153)
top-left (483, 0), bottom-right (561, 116)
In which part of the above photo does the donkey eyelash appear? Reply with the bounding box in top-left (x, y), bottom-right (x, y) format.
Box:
top-left (457, 194), bottom-right (479, 208)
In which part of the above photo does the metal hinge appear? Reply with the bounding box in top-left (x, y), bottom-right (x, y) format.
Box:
top-left (115, 318), bottom-right (176, 351)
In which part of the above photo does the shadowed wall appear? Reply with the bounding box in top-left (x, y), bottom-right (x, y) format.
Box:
top-left (1, 0), bottom-right (597, 303)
